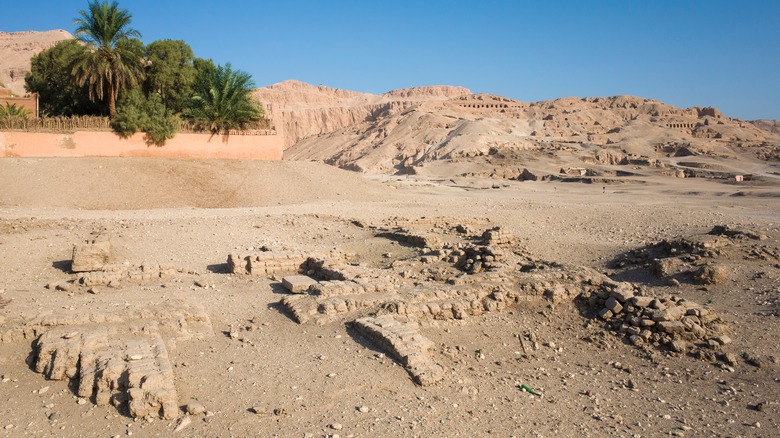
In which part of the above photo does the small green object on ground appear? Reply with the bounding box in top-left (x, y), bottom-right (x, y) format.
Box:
top-left (518, 384), bottom-right (541, 396)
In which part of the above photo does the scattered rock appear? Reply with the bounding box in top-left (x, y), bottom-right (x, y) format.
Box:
top-left (173, 416), bottom-right (191, 433)
top-left (693, 264), bottom-right (728, 285)
top-left (185, 402), bottom-right (206, 416)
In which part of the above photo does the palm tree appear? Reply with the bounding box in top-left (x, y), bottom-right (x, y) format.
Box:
top-left (71, 0), bottom-right (144, 119)
top-left (186, 63), bottom-right (262, 134)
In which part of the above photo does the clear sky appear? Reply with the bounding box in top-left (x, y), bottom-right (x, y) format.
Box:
top-left (2, 0), bottom-right (779, 120)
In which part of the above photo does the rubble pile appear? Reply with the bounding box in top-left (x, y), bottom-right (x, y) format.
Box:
top-left (582, 281), bottom-right (727, 356)
top-left (610, 225), bottom-right (775, 285)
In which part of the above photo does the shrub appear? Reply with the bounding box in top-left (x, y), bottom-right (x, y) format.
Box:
top-left (112, 89), bottom-right (177, 145)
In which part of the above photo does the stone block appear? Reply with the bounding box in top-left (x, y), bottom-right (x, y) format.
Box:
top-left (71, 237), bottom-right (111, 272)
top-left (657, 321), bottom-right (686, 335)
top-left (282, 275), bottom-right (319, 294)
top-left (605, 296), bottom-right (623, 314)
top-left (652, 306), bottom-right (687, 322)
top-left (611, 287), bottom-right (635, 303)
top-left (631, 296), bottom-right (653, 308)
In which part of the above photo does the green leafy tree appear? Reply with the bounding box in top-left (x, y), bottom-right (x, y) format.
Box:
top-left (184, 63), bottom-right (262, 133)
top-left (0, 102), bottom-right (32, 119)
top-left (71, 0), bottom-right (145, 118)
top-left (144, 40), bottom-right (196, 113)
top-left (112, 88), bottom-right (177, 145)
top-left (25, 40), bottom-right (104, 116)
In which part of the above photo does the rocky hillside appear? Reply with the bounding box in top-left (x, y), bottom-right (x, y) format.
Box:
top-left (282, 88), bottom-right (780, 178)
top-left (0, 30), bottom-right (73, 96)
top-left (253, 80), bottom-right (470, 148)
top-left (751, 120), bottom-right (780, 135)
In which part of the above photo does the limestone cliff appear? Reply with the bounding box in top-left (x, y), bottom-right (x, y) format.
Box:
top-left (284, 92), bottom-right (780, 175)
top-left (0, 30), bottom-right (73, 96)
top-left (253, 80), bottom-right (470, 148)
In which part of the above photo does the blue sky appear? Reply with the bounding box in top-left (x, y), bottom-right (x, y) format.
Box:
top-left (2, 0), bottom-right (779, 120)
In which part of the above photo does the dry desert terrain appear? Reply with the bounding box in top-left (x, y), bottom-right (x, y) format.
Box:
top-left (0, 156), bottom-right (779, 438)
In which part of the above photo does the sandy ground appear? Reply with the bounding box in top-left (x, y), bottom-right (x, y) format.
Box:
top-left (0, 157), bottom-right (779, 438)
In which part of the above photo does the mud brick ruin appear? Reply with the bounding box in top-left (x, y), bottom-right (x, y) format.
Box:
top-left (224, 217), bottom-right (732, 386)
top-left (0, 235), bottom-right (211, 420)
top-left (0, 219), bottom-right (747, 420)
top-left (70, 233), bottom-right (182, 287)
top-left (2, 301), bottom-right (212, 419)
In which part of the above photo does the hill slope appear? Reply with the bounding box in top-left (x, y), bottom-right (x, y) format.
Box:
top-left (0, 30), bottom-right (73, 96)
top-left (283, 90), bottom-right (780, 179)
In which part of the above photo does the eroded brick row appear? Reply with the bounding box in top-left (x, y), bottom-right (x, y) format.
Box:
top-left (354, 316), bottom-right (444, 386)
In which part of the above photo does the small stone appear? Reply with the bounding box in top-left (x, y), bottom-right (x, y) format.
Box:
top-left (128, 355), bottom-right (144, 361)
top-left (329, 422), bottom-right (343, 430)
top-left (605, 296), bottom-right (623, 314)
top-left (611, 288), bottom-right (634, 303)
top-left (657, 321), bottom-right (686, 335)
top-left (716, 335), bottom-right (732, 345)
top-left (185, 402), bottom-right (206, 415)
top-left (173, 416), bottom-right (191, 433)
top-left (357, 405), bottom-right (369, 413)
top-left (670, 340), bottom-right (687, 353)
top-left (631, 296), bottom-right (653, 307)
top-left (39, 386), bottom-right (50, 394)
top-left (63, 331), bottom-right (79, 339)
top-left (598, 308), bottom-right (613, 320)
top-left (722, 353), bottom-right (738, 366)
top-left (744, 354), bottom-right (763, 368)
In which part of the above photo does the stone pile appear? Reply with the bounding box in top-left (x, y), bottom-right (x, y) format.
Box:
top-left (584, 281), bottom-right (726, 354)
top-left (354, 316), bottom-right (444, 386)
top-left (450, 244), bottom-right (504, 274)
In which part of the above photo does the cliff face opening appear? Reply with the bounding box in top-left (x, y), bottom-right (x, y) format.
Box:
top-left (666, 123), bottom-right (696, 129)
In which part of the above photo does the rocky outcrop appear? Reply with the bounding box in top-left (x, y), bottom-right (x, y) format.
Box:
top-left (253, 80), bottom-right (471, 148)
top-left (0, 30), bottom-right (73, 96)
top-left (283, 89), bottom-right (780, 174)
top-left (751, 119), bottom-right (780, 135)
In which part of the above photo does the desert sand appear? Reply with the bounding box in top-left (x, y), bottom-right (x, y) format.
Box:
top-left (0, 155), bottom-right (779, 438)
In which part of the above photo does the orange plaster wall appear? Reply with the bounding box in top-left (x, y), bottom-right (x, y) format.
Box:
top-left (0, 131), bottom-right (284, 160)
